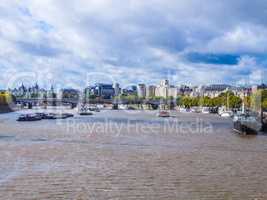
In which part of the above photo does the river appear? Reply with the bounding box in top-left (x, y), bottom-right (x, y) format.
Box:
top-left (0, 109), bottom-right (266, 199)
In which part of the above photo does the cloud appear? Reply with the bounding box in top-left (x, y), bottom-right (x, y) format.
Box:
top-left (199, 24), bottom-right (267, 54)
top-left (0, 0), bottom-right (266, 89)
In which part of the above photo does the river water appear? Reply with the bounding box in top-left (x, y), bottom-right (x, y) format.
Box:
top-left (0, 109), bottom-right (266, 200)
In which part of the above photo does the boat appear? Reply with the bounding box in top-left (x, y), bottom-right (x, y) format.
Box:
top-left (209, 107), bottom-right (219, 114)
top-left (53, 113), bottom-right (74, 119)
top-left (17, 114), bottom-right (42, 122)
top-left (261, 112), bottom-right (267, 132)
top-left (112, 104), bottom-right (118, 110)
top-left (88, 107), bottom-right (100, 112)
top-left (190, 107), bottom-right (201, 113)
top-left (42, 113), bottom-right (57, 120)
top-left (233, 114), bottom-right (262, 135)
top-left (50, 113), bottom-right (74, 119)
top-left (79, 111), bottom-right (93, 116)
top-left (35, 113), bottom-right (48, 119)
top-left (202, 107), bottom-right (210, 114)
top-left (179, 107), bottom-right (190, 113)
top-left (63, 113), bottom-right (74, 118)
top-left (118, 104), bottom-right (128, 110)
top-left (79, 108), bottom-right (93, 116)
top-left (262, 117), bottom-right (267, 132)
top-left (157, 111), bottom-right (170, 118)
top-left (220, 111), bottom-right (233, 118)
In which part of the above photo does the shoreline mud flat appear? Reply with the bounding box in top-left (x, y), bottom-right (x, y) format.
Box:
top-left (0, 110), bottom-right (267, 199)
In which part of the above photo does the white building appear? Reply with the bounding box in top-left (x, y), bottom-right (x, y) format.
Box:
top-left (155, 80), bottom-right (169, 98)
top-left (155, 80), bottom-right (177, 98)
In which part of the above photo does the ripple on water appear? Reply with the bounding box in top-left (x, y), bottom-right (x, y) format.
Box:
top-left (0, 135), bottom-right (15, 141)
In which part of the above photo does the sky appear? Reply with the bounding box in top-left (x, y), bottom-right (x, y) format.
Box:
top-left (0, 0), bottom-right (267, 89)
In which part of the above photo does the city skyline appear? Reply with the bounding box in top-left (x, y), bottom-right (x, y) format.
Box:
top-left (6, 80), bottom-right (262, 91)
top-left (9, 80), bottom-right (263, 100)
top-left (1, 1), bottom-right (267, 88)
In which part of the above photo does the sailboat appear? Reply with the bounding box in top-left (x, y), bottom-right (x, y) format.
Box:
top-left (219, 93), bottom-right (234, 117)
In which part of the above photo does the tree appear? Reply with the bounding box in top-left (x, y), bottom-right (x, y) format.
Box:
top-left (217, 91), bottom-right (242, 108)
top-left (229, 95), bottom-right (242, 108)
top-left (243, 96), bottom-right (251, 108)
top-left (211, 97), bottom-right (223, 107)
top-left (263, 100), bottom-right (267, 110)
top-left (262, 90), bottom-right (267, 100)
top-left (179, 92), bottom-right (242, 109)
top-left (262, 90), bottom-right (267, 110)
top-left (0, 92), bottom-right (14, 105)
top-left (199, 96), bottom-right (212, 107)
top-left (180, 96), bottom-right (199, 108)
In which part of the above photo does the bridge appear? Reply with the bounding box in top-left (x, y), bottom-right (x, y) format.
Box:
top-left (15, 98), bottom-right (171, 108)
top-left (15, 98), bottom-right (80, 107)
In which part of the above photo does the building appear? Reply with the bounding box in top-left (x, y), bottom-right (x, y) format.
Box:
top-left (155, 80), bottom-right (169, 98)
top-left (199, 84), bottom-right (232, 98)
top-left (168, 86), bottom-right (178, 98)
top-left (155, 80), bottom-right (178, 98)
top-left (252, 84), bottom-right (267, 93)
top-left (11, 83), bottom-right (27, 97)
top-left (146, 85), bottom-right (156, 98)
top-left (231, 86), bottom-right (251, 98)
top-left (113, 83), bottom-right (121, 96)
top-left (10, 83), bottom-right (50, 99)
top-left (137, 84), bottom-right (146, 98)
top-left (122, 85), bottom-right (137, 96)
top-left (178, 85), bottom-right (193, 96)
top-left (59, 89), bottom-right (80, 100)
top-left (160, 80), bottom-right (169, 86)
top-left (86, 83), bottom-right (115, 99)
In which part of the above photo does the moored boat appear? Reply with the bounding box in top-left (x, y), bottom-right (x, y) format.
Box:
top-left (17, 114), bottom-right (42, 122)
top-left (233, 114), bottom-right (262, 135)
top-left (89, 107), bottom-right (100, 112)
top-left (79, 111), bottom-right (93, 116)
top-left (79, 107), bottom-right (93, 116)
top-left (34, 113), bottom-right (74, 120)
top-left (220, 111), bottom-right (233, 118)
top-left (202, 107), bottom-right (210, 114)
top-left (157, 111), bottom-right (170, 118)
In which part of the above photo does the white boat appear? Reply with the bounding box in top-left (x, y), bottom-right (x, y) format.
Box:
top-left (118, 104), bottom-right (128, 110)
top-left (190, 107), bottom-right (201, 113)
top-left (202, 107), bottom-right (210, 114)
top-left (96, 104), bottom-right (104, 109)
top-left (79, 107), bottom-right (93, 116)
top-left (179, 107), bottom-right (190, 113)
top-left (220, 111), bottom-right (233, 118)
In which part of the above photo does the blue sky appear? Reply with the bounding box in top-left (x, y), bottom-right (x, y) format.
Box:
top-left (0, 0), bottom-right (267, 89)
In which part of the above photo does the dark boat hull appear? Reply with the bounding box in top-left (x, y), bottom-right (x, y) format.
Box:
top-left (233, 121), bottom-right (258, 135)
top-left (79, 112), bottom-right (93, 116)
top-left (17, 117), bottom-right (42, 122)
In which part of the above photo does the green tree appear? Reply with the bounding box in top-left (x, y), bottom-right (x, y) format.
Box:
top-left (229, 95), bottom-right (242, 108)
top-left (89, 94), bottom-right (97, 100)
top-left (263, 100), bottom-right (267, 110)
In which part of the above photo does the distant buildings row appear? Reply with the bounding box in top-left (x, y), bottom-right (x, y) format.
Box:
top-left (9, 83), bottom-right (56, 99)
top-left (7, 81), bottom-right (267, 100)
